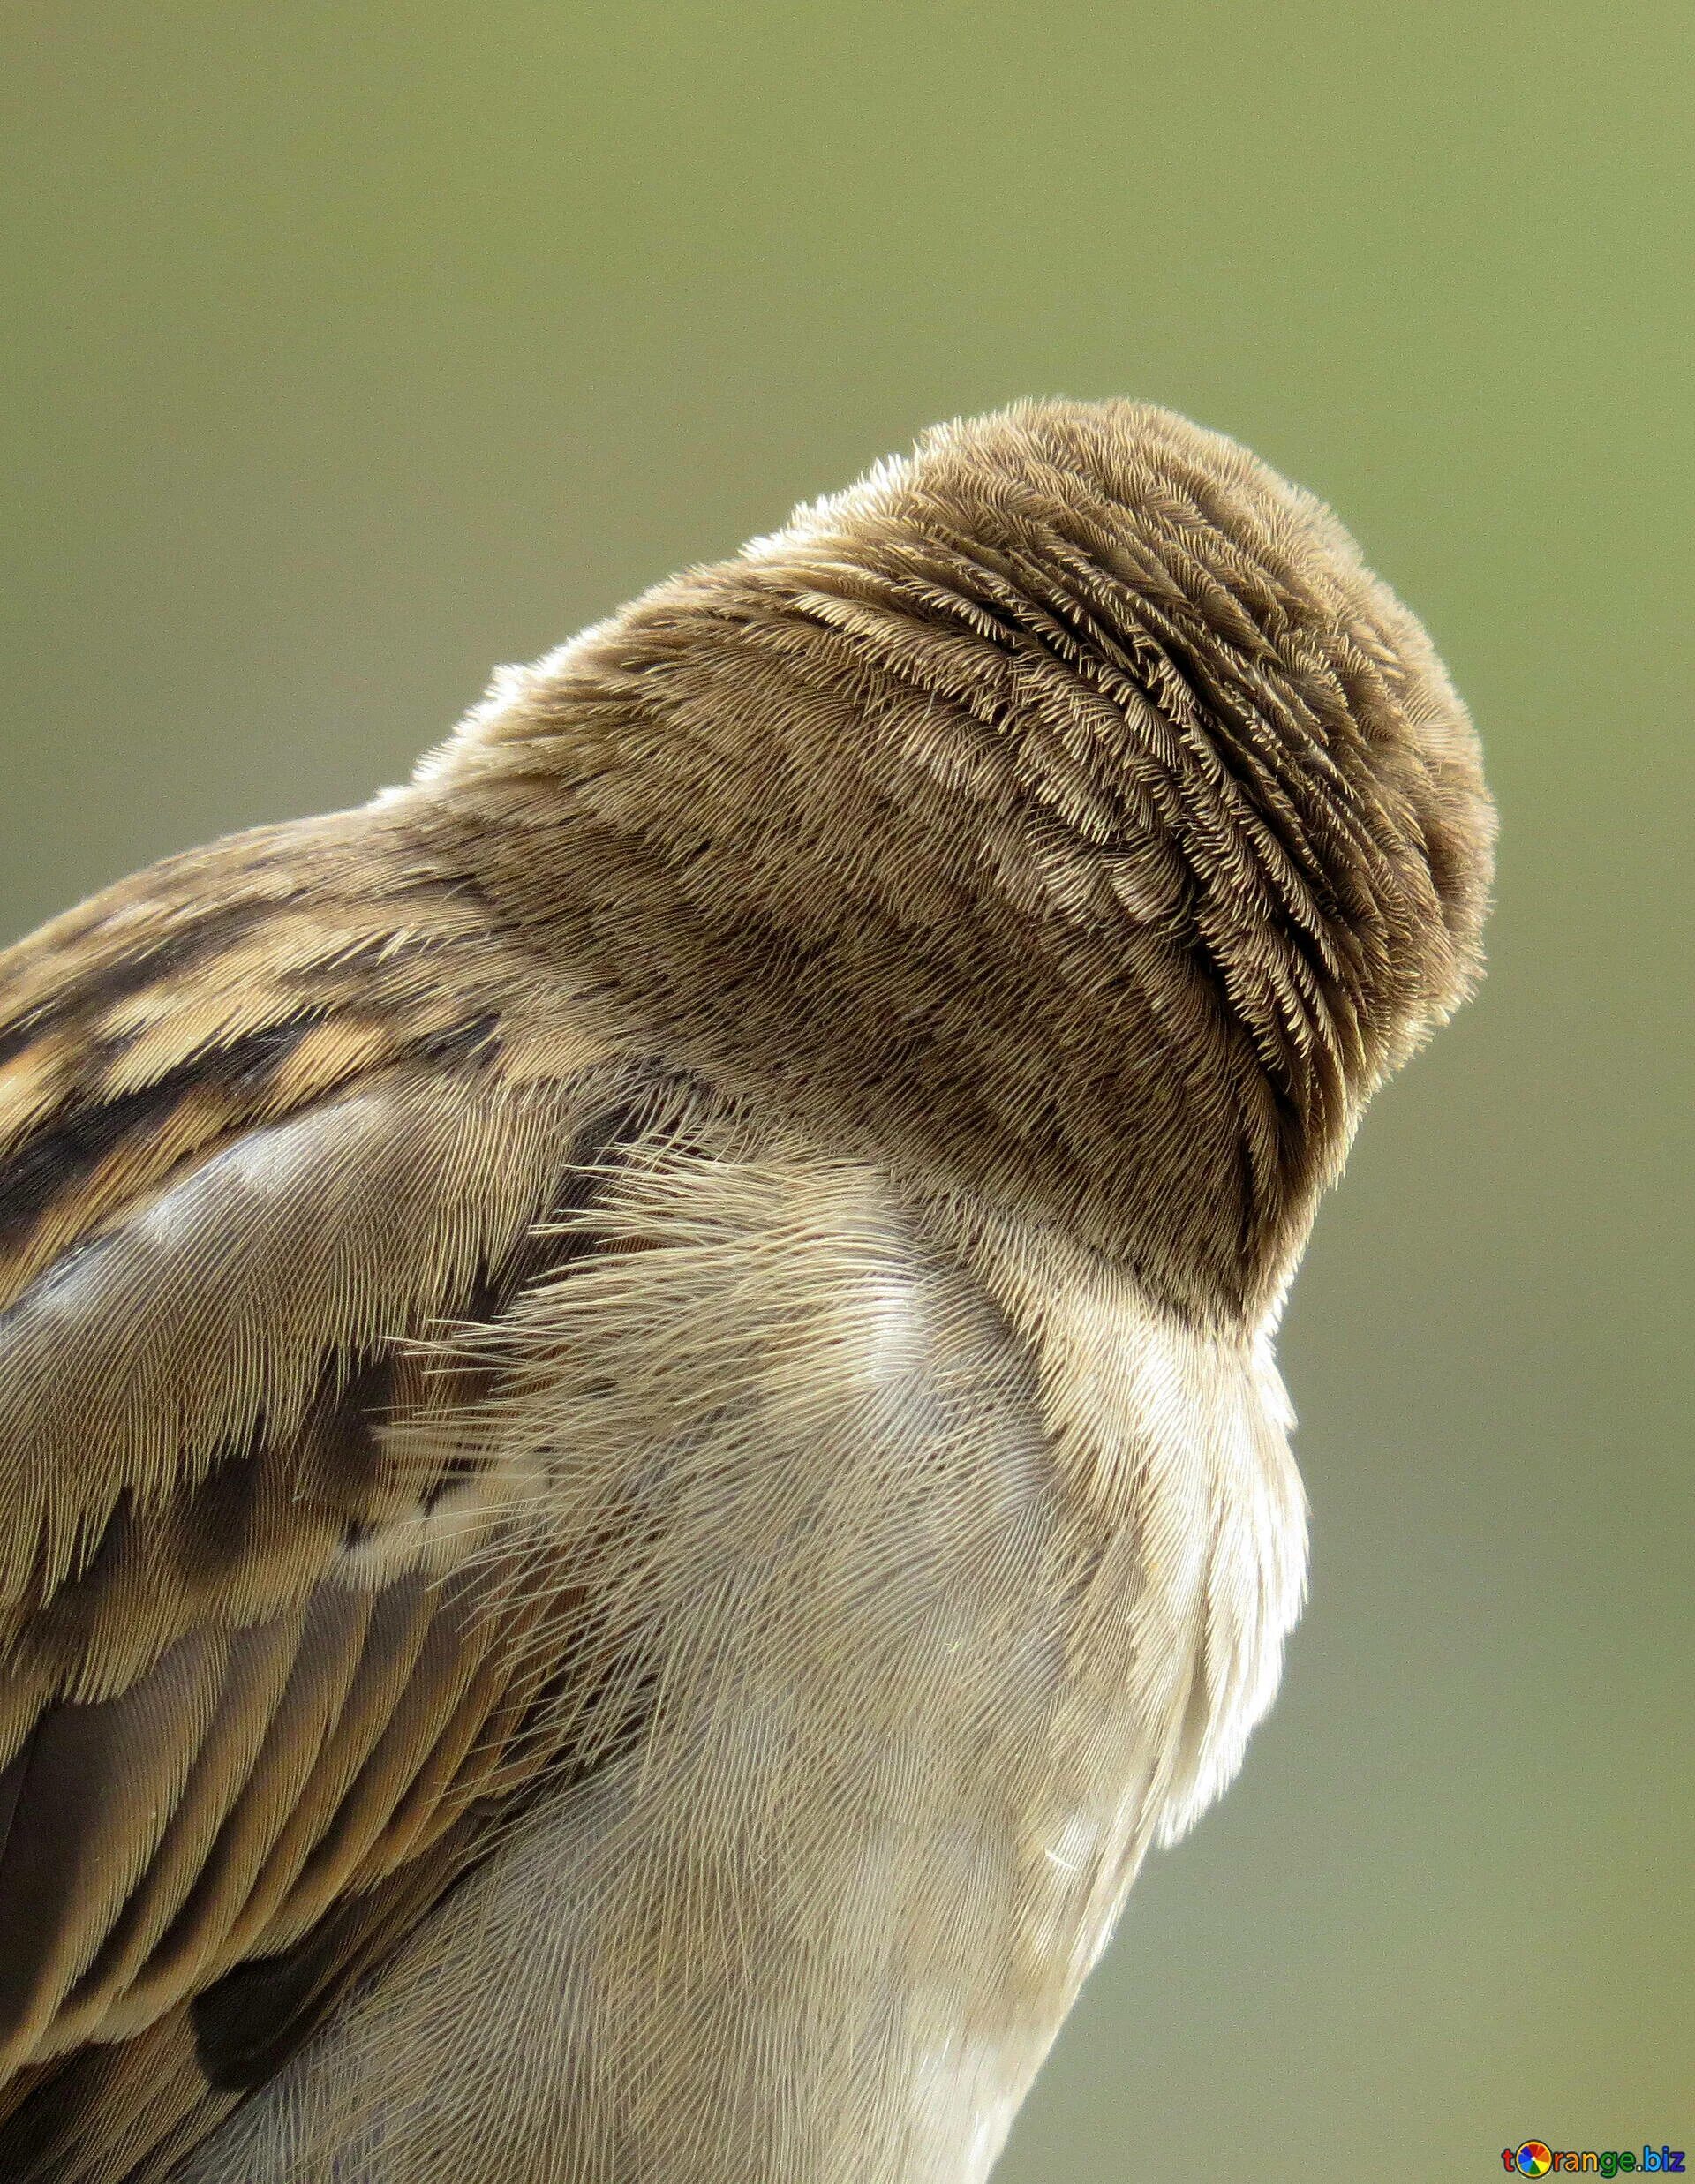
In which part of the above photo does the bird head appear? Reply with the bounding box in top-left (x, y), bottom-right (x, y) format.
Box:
top-left (424, 399), bottom-right (1495, 1322)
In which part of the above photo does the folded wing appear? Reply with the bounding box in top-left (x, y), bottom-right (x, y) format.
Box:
top-left (0, 816), bottom-right (657, 2180)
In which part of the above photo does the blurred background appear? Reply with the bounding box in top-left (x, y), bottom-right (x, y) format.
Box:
top-left (2, 4), bottom-right (1688, 2176)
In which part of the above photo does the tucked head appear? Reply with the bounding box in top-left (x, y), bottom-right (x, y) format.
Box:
top-left (426, 399), bottom-right (1495, 1320)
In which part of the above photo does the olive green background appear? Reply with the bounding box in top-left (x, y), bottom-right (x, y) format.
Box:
top-left (2, 4), bottom-right (1688, 2178)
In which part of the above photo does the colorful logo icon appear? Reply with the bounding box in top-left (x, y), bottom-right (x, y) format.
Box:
top-left (1515, 2150), bottom-right (1554, 2179)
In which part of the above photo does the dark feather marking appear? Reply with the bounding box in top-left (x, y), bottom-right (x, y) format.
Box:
top-left (0, 1731), bottom-right (34, 1873)
top-left (123, 1590), bottom-right (374, 2017)
top-left (0, 1633), bottom-right (225, 2054)
top-left (189, 1628), bottom-right (652, 2097)
top-left (191, 1807), bottom-right (484, 2094)
top-left (0, 1019), bottom-right (313, 1250)
top-left (0, 911), bottom-right (265, 1072)
top-left (0, 2004), bottom-right (219, 2184)
top-left (417, 1011), bottom-right (501, 1067)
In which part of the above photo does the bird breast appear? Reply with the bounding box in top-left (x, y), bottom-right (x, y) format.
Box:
top-left (184, 1135), bottom-right (1307, 2184)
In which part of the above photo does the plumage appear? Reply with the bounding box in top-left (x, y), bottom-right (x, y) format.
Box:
top-left (0, 399), bottom-right (1494, 2181)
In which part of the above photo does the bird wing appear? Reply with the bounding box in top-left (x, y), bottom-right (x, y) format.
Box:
top-left (0, 810), bottom-right (652, 2180)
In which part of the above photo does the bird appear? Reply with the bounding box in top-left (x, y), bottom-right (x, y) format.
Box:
top-left (0, 397), bottom-right (1494, 2183)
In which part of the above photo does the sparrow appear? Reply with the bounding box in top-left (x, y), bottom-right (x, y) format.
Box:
top-left (0, 399), bottom-right (1494, 2184)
